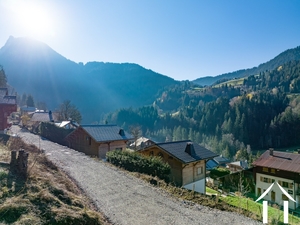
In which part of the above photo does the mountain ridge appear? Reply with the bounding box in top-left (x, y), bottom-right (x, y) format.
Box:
top-left (193, 45), bottom-right (300, 86)
top-left (0, 36), bottom-right (178, 123)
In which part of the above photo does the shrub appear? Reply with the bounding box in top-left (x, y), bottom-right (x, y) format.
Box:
top-left (107, 150), bottom-right (170, 181)
top-left (38, 122), bottom-right (73, 145)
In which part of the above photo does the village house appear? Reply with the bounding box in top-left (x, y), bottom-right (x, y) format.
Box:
top-left (28, 111), bottom-right (59, 132)
top-left (129, 137), bottom-right (155, 150)
top-left (65, 125), bottom-right (133, 158)
top-left (0, 88), bottom-right (17, 131)
top-left (252, 148), bottom-right (300, 209)
top-left (226, 160), bottom-right (248, 173)
top-left (138, 140), bottom-right (218, 194)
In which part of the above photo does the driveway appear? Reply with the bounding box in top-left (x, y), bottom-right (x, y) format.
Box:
top-left (11, 126), bottom-right (261, 225)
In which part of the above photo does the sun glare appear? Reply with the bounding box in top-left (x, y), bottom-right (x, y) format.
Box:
top-left (9, 1), bottom-right (55, 38)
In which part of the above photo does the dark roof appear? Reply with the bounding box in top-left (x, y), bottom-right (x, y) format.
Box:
top-left (30, 112), bottom-right (58, 122)
top-left (155, 140), bottom-right (218, 164)
top-left (81, 125), bottom-right (133, 142)
top-left (252, 150), bottom-right (300, 173)
top-left (213, 156), bottom-right (230, 164)
top-left (206, 159), bottom-right (219, 170)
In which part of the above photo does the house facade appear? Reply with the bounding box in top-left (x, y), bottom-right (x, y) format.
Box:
top-left (0, 88), bottom-right (17, 131)
top-left (65, 125), bottom-right (133, 158)
top-left (139, 140), bottom-right (218, 194)
top-left (252, 149), bottom-right (300, 209)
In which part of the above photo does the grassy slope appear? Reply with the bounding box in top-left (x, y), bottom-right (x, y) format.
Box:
top-left (205, 187), bottom-right (300, 224)
top-left (0, 136), bottom-right (110, 225)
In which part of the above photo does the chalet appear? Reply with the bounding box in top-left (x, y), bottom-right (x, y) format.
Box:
top-left (252, 149), bottom-right (300, 209)
top-left (129, 137), bottom-right (155, 150)
top-left (65, 125), bottom-right (133, 158)
top-left (226, 160), bottom-right (248, 173)
top-left (138, 140), bottom-right (218, 194)
top-left (0, 88), bottom-right (17, 131)
top-left (30, 111), bottom-right (58, 123)
top-left (213, 155), bottom-right (230, 168)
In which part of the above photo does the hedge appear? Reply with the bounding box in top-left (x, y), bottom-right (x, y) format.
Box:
top-left (106, 150), bottom-right (171, 182)
top-left (38, 122), bottom-right (73, 146)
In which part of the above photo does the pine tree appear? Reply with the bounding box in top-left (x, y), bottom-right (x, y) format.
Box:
top-left (0, 66), bottom-right (7, 87)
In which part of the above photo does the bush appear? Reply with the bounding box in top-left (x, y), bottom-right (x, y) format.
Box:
top-left (106, 150), bottom-right (170, 181)
top-left (38, 122), bottom-right (73, 146)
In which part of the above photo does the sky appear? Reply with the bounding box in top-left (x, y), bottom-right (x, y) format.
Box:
top-left (1, 0), bottom-right (300, 81)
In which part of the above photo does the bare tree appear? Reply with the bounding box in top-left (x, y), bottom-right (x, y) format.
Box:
top-left (58, 100), bottom-right (82, 124)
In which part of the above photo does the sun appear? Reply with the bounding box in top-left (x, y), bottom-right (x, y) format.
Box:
top-left (9, 1), bottom-right (55, 38)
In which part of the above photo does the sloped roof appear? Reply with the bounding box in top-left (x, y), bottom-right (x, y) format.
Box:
top-left (0, 88), bottom-right (16, 104)
top-left (154, 140), bottom-right (218, 164)
top-left (206, 159), bottom-right (219, 170)
top-left (214, 156), bottom-right (230, 164)
top-left (130, 137), bottom-right (155, 147)
top-left (30, 112), bottom-right (58, 122)
top-left (252, 150), bottom-right (300, 173)
top-left (81, 125), bottom-right (133, 142)
top-left (227, 160), bottom-right (248, 169)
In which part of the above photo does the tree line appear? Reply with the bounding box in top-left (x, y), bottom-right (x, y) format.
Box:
top-left (106, 60), bottom-right (300, 160)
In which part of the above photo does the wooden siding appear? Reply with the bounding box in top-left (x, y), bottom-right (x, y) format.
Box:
top-left (253, 166), bottom-right (300, 183)
top-left (98, 141), bottom-right (127, 159)
top-left (182, 161), bottom-right (205, 186)
top-left (66, 127), bottom-right (127, 158)
top-left (139, 146), bottom-right (206, 186)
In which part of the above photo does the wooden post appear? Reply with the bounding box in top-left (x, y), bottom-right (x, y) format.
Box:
top-left (10, 150), bottom-right (17, 169)
top-left (17, 149), bottom-right (29, 178)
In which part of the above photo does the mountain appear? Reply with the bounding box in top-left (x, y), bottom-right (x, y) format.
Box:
top-left (0, 36), bottom-right (178, 123)
top-left (193, 45), bottom-right (300, 86)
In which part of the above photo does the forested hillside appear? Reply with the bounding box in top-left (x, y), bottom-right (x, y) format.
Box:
top-left (194, 46), bottom-right (300, 86)
top-left (0, 36), bottom-right (178, 123)
top-left (107, 60), bottom-right (300, 159)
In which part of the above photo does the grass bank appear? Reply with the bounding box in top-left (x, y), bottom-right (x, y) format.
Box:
top-left (0, 136), bottom-right (110, 225)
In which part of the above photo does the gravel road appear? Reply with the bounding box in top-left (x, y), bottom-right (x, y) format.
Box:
top-left (11, 125), bottom-right (262, 225)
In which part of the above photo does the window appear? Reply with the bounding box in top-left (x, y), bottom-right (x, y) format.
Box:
top-left (262, 167), bottom-right (269, 172)
top-left (197, 167), bottom-right (203, 175)
top-left (271, 168), bottom-right (276, 174)
top-left (86, 136), bottom-right (91, 145)
top-left (157, 152), bottom-right (163, 158)
top-left (115, 147), bottom-right (122, 151)
top-left (271, 191), bottom-right (276, 202)
top-left (282, 181), bottom-right (289, 188)
top-left (282, 194), bottom-right (289, 201)
top-left (149, 151), bottom-right (154, 156)
top-left (257, 188), bottom-right (261, 196)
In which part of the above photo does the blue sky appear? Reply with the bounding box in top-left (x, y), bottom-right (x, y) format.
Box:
top-left (1, 0), bottom-right (300, 81)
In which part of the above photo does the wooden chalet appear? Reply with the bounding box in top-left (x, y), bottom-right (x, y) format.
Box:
top-left (139, 140), bottom-right (218, 194)
top-left (65, 125), bottom-right (133, 158)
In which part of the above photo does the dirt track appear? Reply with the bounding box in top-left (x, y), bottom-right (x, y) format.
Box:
top-left (11, 125), bottom-right (262, 225)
